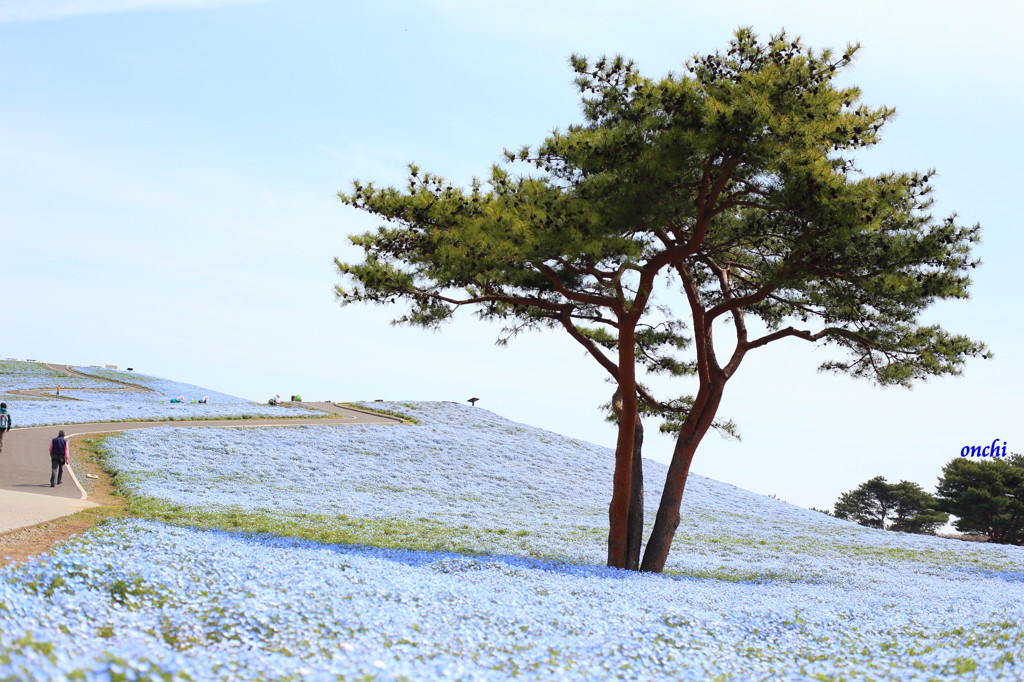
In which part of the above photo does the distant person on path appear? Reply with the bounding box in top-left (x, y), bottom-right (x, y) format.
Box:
top-left (49, 429), bottom-right (69, 487)
top-left (0, 402), bottom-right (11, 452)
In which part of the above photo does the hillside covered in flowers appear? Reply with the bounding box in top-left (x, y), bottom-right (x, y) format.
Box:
top-left (1, 365), bottom-right (1022, 680)
top-left (0, 361), bottom-right (322, 424)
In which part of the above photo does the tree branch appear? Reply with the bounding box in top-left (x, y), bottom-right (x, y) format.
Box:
top-left (559, 314), bottom-right (621, 381)
top-left (676, 261), bottom-right (720, 382)
top-left (535, 262), bottom-right (620, 310)
top-left (743, 325), bottom-right (874, 351)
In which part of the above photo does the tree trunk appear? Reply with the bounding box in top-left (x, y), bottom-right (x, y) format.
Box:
top-left (640, 380), bottom-right (725, 573)
top-left (607, 330), bottom-right (638, 569)
top-left (625, 414), bottom-right (644, 571)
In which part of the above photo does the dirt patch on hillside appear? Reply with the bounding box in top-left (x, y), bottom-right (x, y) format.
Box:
top-left (0, 433), bottom-right (126, 567)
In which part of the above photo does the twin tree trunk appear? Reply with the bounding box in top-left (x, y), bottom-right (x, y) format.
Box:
top-left (608, 376), bottom-right (727, 573)
top-left (607, 267), bottom-right (736, 572)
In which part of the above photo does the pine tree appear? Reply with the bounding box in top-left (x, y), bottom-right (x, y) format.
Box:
top-left (936, 455), bottom-right (1024, 544)
top-left (336, 29), bottom-right (987, 572)
top-left (833, 476), bottom-right (947, 534)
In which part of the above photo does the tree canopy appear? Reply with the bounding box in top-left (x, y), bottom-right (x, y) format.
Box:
top-left (834, 476), bottom-right (948, 534)
top-left (936, 456), bottom-right (1024, 545)
top-left (335, 29), bottom-right (987, 572)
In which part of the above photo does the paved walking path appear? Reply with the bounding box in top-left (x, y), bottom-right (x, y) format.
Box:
top-left (0, 402), bottom-right (402, 534)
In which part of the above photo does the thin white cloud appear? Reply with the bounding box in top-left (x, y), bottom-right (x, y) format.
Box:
top-left (0, 0), bottom-right (265, 22)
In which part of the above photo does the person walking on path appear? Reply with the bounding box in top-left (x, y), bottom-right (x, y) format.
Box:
top-left (0, 402), bottom-right (11, 453)
top-left (49, 429), bottom-right (69, 487)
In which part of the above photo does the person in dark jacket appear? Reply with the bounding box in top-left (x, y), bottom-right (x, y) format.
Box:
top-left (49, 429), bottom-right (69, 487)
top-left (0, 402), bottom-right (11, 453)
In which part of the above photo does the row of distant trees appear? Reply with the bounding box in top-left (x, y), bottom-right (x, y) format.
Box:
top-left (818, 455), bottom-right (1024, 544)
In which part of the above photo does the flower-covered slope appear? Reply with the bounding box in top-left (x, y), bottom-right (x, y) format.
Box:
top-left (101, 401), bottom-right (1024, 582)
top-left (4, 519), bottom-right (1020, 681)
top-left (70, 365), bottom-right (265, 404)
top-left (3, 392), bottom-right (1024, 679)
top-left (0, 361), bottom-right (111, 392)
top-left (0, 360), bottom-right (323, 424)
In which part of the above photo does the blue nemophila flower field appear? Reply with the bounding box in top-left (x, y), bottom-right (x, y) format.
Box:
top-left (3, 519), bottom-right (1023, 681)
top-left (98, 403), bottom-right (1024, 582)
top-left (0, 362), bottom-right (323, 425)
top-left (2, 386), bottom-right (1024, 679)
top-left (0, 361), bottom-right (113, 392)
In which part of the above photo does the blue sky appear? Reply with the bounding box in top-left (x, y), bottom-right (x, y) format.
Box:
top-left (3, 0), bottom-right (1021, 513)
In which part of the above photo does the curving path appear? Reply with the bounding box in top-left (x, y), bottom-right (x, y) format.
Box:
top-left (0, 402), bottom-right (402, 534)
